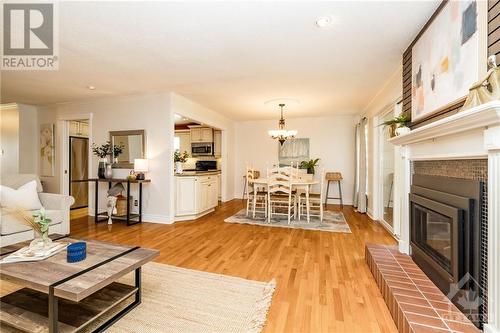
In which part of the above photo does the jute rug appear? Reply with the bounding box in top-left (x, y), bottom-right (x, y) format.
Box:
top-left (224, 209), bottom-right (351, 233)
top-left (105, 262), bottom-right (276, 333)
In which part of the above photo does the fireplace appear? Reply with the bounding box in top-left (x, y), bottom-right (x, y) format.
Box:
top-left (410, 174), bottom-right (483, 327)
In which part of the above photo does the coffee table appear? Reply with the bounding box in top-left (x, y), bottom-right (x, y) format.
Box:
top-left (0, 237), bottom-right (159, 333)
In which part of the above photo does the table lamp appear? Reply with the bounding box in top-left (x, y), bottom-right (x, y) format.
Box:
top-left (134, 159), bottom-right (149, 180)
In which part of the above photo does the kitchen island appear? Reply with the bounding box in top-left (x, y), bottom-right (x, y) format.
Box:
top-left (174, 170), bottom-right (221, 221)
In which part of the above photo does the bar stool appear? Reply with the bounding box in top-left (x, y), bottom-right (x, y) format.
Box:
top-left (324, 172), bottom-right (343, 208)
top-left (242, 170), bottom-right (260, 201)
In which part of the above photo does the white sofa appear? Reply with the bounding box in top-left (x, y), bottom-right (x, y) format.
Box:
top-left (0, 174), bottom-right (74, 246)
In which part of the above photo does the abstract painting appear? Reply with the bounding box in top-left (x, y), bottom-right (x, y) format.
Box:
top-left (412, 1), bottom-right (480, 120)
top-left (40, 123), bottom-right (55, 176)
top-left (278, 138), bottom-right (309, 166)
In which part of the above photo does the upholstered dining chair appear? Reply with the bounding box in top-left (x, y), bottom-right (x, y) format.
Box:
top-left (245, 167), bottom-right (266, 218)
top-left (298, 169), bottom-right (325, 222)
top-left (266, 168), bottom-right (295, 224)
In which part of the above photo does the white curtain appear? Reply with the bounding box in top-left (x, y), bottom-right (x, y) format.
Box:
top-left (353, 118), bottom-right (367, 213)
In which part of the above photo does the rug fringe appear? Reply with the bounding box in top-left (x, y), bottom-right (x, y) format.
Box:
top-left (247, 279), bottom-right (276, 333)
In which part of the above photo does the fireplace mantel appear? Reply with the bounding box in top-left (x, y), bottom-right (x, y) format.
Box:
top-left (388, 101), bottom-right (500, 333)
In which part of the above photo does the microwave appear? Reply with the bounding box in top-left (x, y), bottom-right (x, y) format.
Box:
top-left (191, 142), bottom-right (213, 156)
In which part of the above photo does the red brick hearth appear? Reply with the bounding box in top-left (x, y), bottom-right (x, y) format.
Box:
top-left (366, 243), bottom-right (480, 333)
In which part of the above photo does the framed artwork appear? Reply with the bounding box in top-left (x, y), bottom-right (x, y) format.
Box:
top-left (411, 0), bottom-right (486, 121)
top-left (278, 138), bottom-right (309, 166)
top-left (40, 123), bottom-right (55, 176)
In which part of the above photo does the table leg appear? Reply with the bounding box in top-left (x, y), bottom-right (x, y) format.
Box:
top-left (94, 180), bottom-right (99, 224)
top-left (306, 185), bottom-right (310, 223)
top-left (135, 267), bottom-right (142, 302)
top-left (49, 288), bottom-right (58, 333)
top-left (139, 182), bottom-right (143, 223)
top-left (126, 180), bottom-right (131, 226)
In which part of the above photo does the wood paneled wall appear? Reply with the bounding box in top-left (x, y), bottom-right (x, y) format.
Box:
top-left (403, 0), bottom-right (500, 128)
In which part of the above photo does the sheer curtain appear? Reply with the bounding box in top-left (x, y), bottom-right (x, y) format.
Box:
top-left (353, 118), bottom-right (367, 213)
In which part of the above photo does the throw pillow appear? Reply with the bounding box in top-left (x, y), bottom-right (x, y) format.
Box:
top-left (0, 180), bottom-right (43, 210)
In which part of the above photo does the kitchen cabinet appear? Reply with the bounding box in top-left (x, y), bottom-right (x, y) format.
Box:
top-left (69, 121), bottom-right (89, 137)
top-left (214, 130), bottom-right (221, 157)
top-left (175, 130), bottom-right (191, 154)
top-left (190, 127), bottom-right (213, 143)
top-left (175, 173), bottom-right (220, 221)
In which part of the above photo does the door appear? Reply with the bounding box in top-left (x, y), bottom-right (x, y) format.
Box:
top-left (378, 105), bottom-right (397, 232)
top-left (201, 128), bottom-right (213, 142)
top-left (214, 130), bottom-right (221, 157)
top-left (191, 128), bottom-right (202, 142)
top-left (69, 137), bottom-right (89, 209)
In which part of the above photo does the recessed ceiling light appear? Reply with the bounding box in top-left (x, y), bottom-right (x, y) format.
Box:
top-left (316, 16), bottom-right (333, 28)
top-left (87, 85), bottom-right (95, 90)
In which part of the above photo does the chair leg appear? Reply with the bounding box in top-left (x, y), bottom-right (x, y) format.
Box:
top-left (242, 178), bottom-right (247, 202)
top-left (324, 180), bottom-right (330, 208)
top-left (252, 193), bottom-right (257, 219)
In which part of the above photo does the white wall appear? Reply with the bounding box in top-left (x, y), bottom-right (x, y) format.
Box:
top-left (0, 104), bottom-right (20, 176)
top-left (234, 115), bottom-right (357, 205)
top-left (38, 93), bottom-right (172, 223)
top-left (0, 103), bottom-right (38, 177)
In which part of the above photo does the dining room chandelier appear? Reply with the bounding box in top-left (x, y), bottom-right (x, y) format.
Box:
top-left (268, 103), bottom-right (297, 145)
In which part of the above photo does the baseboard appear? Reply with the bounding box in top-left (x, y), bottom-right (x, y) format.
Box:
top-left (484, 324), bottom-right (500, 333)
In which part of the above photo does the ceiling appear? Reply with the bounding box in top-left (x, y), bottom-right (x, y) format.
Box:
top-left (1, 1), bottom-right (440, 121)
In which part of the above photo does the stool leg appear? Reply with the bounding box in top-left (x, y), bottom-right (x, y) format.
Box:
top-left (324, 180), bottom-right (330, 208)
top-left (242, 178), bottom-right (247, 202)
top-left (338, 181), bottom-right (343, 209)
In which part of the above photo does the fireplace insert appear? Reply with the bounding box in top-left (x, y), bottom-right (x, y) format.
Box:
top-left (410, 174), bottom-right (483, 327)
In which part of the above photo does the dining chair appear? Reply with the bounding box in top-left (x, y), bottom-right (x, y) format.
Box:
top-left (242, 169), bottom-right (260, 201)
top-left (245, 167), bottom-right (267, 218)
top-left (298, 169), bottom-right (325, 222)
top-left (266, 168), bottom-right (295, 224)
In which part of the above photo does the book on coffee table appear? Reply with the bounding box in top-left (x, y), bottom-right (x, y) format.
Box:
top-left (0, 241), bottom-right (69, 264)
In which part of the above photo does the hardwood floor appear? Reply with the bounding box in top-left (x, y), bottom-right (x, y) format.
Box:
top-left (1, 200), bottom-right (398, 332)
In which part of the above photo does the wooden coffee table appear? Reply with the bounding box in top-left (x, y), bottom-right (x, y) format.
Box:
top-left (0, 237), bottom-right (159, 333)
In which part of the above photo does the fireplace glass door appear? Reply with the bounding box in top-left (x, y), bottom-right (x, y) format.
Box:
top-left (413, 204), bottom-right (453, 273)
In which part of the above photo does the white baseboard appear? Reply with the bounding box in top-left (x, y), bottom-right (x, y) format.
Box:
top-left (398, 239), bottom-right (410, 255)
top-left (484, 324), bottom-right (500, 333)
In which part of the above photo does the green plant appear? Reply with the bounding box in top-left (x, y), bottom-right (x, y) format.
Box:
top-left (299, 158), bottom-right (320, 174)
top-left (379, 113), bottom-right (411, 127)
top-left (174, 150), bottom-right (189, 163)
top-left (92, 141), bottom-right (112, 159)
top-left (112, 144), bottom-right (125, 158)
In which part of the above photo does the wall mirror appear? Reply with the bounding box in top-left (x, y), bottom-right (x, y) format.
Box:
top-left (109, 130), bottom-right (146, 168)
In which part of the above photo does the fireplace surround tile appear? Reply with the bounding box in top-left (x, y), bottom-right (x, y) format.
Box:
top-left (366, 243), bottom-right (480, 333)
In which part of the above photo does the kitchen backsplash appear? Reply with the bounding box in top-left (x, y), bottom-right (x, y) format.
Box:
top-left (183, 156), bottom-right (221, 170)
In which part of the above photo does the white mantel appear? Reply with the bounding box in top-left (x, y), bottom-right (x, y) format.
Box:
top-left (390, 101), bottom-right (500, 333)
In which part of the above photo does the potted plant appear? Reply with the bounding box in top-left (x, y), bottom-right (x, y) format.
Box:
top-left (380, 114), bottom-right (411, 137)
top-left (112, 144), bottom-right (124, 164)
top-left (299, 158), bottom-right (320, 175)
top-left (92, 141), bottom-right (111, 178)
top-left (11, 208), bottom-right (53, 250)
top-left (174, 151), bottom-right (189, 174)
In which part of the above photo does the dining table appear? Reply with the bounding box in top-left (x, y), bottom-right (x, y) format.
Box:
top-left (249, 177), bottom-right (319, 222)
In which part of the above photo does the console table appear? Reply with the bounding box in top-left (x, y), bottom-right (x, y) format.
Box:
top-left (77, 178), bottom-right (150, 226)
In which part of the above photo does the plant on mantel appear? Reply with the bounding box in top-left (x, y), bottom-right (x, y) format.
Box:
top-left (379, 113), bottom-right (411, 138)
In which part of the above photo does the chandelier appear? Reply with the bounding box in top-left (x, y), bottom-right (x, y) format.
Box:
top-left (268, 103), bottom-right (297, 145)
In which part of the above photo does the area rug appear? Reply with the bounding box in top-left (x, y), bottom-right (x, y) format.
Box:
top-left (106, 262), bottom-right (276, 333)
top-left (224, 209), bottom-right (351, 233)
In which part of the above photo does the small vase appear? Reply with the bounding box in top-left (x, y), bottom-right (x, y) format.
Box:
top-left (396, 126), bottom-right (411, 136)
top-left (98, 159), bottom-right (107, 179)
top-left (113, 157), bottom-right (118, 164)
top-left (104, 163), bottom-right (113, 179)
top-left (175, 161), bottom-right (183, 174)
top-left (29, 230), bottom-right (52, 251)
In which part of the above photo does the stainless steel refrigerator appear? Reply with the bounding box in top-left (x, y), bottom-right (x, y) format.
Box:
top-left (69, 137), bottom-right (89, 209)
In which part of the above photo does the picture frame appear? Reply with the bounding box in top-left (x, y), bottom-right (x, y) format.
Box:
top-left (278, 138), bottom-right (309, 166)
top-left (40, 123), bottom-right (55, 176)
top-left (410, 0), bottom-right (487, 122)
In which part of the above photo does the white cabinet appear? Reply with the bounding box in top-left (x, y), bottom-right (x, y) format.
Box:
top-left (175, 177), bottom-right (197, 215)
top-left (214, 130), bottom-right (221, 157)
top-left (175, 174), bottom-right (220, 221)
top-left (175, 130), bottom-right (191, 154)
top-left (69, 121), bottom-right (89, 137)
top-left (190, 127), bottom-right (213, 143)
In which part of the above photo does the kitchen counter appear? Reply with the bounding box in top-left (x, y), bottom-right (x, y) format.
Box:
top-left (175, 170), bottom-right (221, 177)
